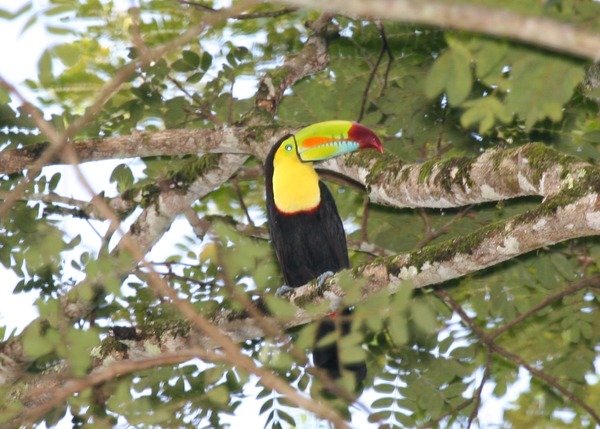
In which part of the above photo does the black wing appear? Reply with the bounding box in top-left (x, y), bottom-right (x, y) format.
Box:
top-left (266, 180), bottom-right (348, 288)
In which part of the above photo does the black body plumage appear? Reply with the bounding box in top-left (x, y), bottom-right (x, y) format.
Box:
top-left (265, 136), bottom-right (366, 383)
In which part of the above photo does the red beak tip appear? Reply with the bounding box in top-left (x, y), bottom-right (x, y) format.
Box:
top-left (349, 123), bottom-right (384, 153)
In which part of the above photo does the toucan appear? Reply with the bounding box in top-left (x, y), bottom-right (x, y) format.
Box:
top-left (264, 120), bottom-right (383, 384)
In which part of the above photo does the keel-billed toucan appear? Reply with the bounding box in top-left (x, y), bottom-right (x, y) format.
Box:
top-left (265, 120), bottom-right (383, 383)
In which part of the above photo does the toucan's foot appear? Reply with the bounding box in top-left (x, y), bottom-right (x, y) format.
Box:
top-left (275, 284), bottom-right (295, 296)
top-left (316, 271), bottom-right (335, 292)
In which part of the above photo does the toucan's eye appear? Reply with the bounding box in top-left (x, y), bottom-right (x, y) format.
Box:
top-left (285, 144), bottom-right (293, 151)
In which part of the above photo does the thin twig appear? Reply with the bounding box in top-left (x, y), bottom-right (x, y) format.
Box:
top-left (168, 75), bottom-right (224, 128)
top-left (281, 0), bottom-right (600, 60)
top-left (214, 241), bottom-right (367, 409)
top-left (233, 179), bottom-right (255, 226)
top-left (5, 2), bottom-right (352, 426)
top-left (418, 399), bottom-right (473, 429)
top-left (360, 194), bottom-right (370, 243)
top-left (357, 22), bottom-right (391, 122)
top-left (179, 1), bottom-right (297, 19)
top-left (490, 274), bottom-right (600, 340)
top-left (467, 348), bottom-right (493, 429)
top-left (14, 349), bottom-right (217, 427)
top-left (415, 205), bottom-right (473, 249)
top-left (0, 1), bottom-right (258, 219)
top-left (435, 288), bottom-right (600, 425)
top-left (378, 24), bottom-right (393, 97)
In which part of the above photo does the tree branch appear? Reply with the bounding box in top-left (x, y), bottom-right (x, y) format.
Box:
top-left (278, 0), bottom-right (600, 60)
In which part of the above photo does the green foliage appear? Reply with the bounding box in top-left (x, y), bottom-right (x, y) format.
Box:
top-left (425, 37), bottom-right (473, 105)
top-left (425, 35), bottom-right (586, 133)
top-left (1, 1), bottom-right (600, 428)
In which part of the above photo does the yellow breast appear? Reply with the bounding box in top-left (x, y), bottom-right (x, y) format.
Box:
top-left (272, 150), bottom-right (321, 214)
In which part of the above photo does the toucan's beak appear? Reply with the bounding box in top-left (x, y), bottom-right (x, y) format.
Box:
top-left (295, 120), bottom-right (383, 162)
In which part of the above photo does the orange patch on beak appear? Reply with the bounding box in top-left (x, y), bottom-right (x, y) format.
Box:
top-left (302, 136), bottom-right (336, 148)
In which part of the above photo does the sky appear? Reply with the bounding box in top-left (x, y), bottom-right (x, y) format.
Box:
top-left (0, 1), bottom-right (534, 428)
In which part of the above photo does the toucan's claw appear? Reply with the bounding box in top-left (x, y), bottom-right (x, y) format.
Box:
top-left (275, 284), bottom-right (295, 296)
top-left (316, 271), bottom-right (335, 293)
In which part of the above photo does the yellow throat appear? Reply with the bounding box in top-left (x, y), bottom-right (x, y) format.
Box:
top-left (272, 139), bottom-right (321, 214)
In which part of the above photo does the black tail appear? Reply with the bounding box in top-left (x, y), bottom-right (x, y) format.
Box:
top-left (313, 309), bottom-right (366, 384)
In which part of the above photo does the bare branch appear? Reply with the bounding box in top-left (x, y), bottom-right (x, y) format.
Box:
top-left (278, 0), bottom-right (600, 60)
top-left (12, 351), bottom-right (201, 427)
top-left (467, 349), bottom-right (493, 429)
top-left (324, 143), bottom-right (589, 208)
top-left (255, 13), bottom-right (332, 113)
top-left (119, 154), bottom-right (249, 255)
top-left (490, 275), bottom-right (600, 340)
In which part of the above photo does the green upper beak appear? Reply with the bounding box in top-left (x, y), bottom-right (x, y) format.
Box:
top-left (294, 120), bottom-right (383, 162)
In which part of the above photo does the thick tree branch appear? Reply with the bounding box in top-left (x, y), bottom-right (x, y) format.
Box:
top-left (0, 128), bottom-right (262, 175)
top-left (0, 135), bottom-right (587, 211)
top-left (324, 143), bottom-right (588, 208)
top-left (1, 1), bottom-right (598, 425)
top-left (278, 0), bottom-right (600, 60)
top-left (121, 154), bottom-right (249, 255)
top-left (1, 134), bottom-right (588, 211)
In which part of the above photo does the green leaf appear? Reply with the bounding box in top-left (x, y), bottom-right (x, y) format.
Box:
top-left (450, 345), bottom-right (475, 360)
top-left (0, 86), bottom-right (9, 104)
top-left (46, 25), bottom-right (73, 35)
top-left (109, 164), bottom-right (134, 193)
top-left (0, 8), bottom-right (12, 19)
top-left (371, 397), bottom-right (395, 409)
top-left (278, 410), bottom-right (296, 427)
top-left (389, 313), bottom-right (408, 345)
top-left (0, 1), bottom-right (32, 20)
top-left (425, 39), bottom-right (472, 105)
top-left (410, 299), bottom-right (438, 334)
top-left (471, 38), bottom-right (509, 81)
top-left (38, 49), bottom-right (53, 86)
top-left (259, 398), bottom-right (273, 414)
top-left (461, 96), bottom-right (512, 134)
top-left (206, 385), bottom-right (230, 406)
top-left (52, 44), bottom-right (80, 67)
top-left (391, 281), bottom-right (412, 314)
top-left (504, 52), bottom-right (584, 130)
top-left (182, 50), bottom-right (200, 68)
top-left (107, 381), bottom-right (133, 412)
top-left (201, 51), bottom-right (213, 71)
top-left (337, 270), bottom-right (366, 304)
top-left (373, 381), bottom-right (397, 394)
top-left (45, 5), bottom-right (74, 16)
top-left (21, 9), bottom-right (40, 33)
top-left (22, 322), bottom-right (60, 358)
top-left (263, 295), bottom-right (297, 321)
top-left (65, 333), bottom-right (92, 376)
top-left (550, 253), bottom-right (576, 281)
top-left (48, 172), bottom-right (61, 192)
